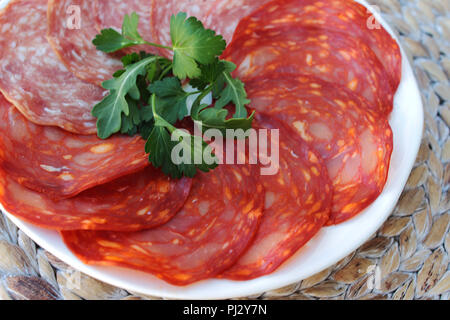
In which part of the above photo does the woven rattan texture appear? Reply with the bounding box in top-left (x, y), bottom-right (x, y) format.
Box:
top-left (0, 0), bottom-right (449, 300)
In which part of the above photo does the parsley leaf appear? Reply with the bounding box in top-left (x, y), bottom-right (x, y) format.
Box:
top-left (195, 108), bottom-right (255, 132)
top-left (170, 12), bottom-right (226, 79)
top-left (122, 12), bottom-right (143, 43)
top-left (189, 60), bottom-right (253, 130)
top-left (146, 126), bottom-right (178, 176)
top-left (93, 13), bottom-right (172, 53)
top-left (189, 58), bottom-right (225, 91)
top-left (120, 97), bottom-right (141, 135)
top-left (92, 56), bottom-right (159, 139)
top-left (93, 13), bottom-right (144, 53)
top-left (92, 28), bottom-right (134, 53)
top-left (215, 71), bottom-right (251, 118)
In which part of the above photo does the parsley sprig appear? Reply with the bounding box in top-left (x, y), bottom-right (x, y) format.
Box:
top-left (92, 12), bottom-right (253, 178)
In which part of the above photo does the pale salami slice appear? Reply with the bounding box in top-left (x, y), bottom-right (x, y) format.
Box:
top-left (232, 0), bottom-right (402, 92)
top-left (220, 115), bottom-right (332, 280)
top-left (203, 0), bottom-right (272, 44)
top-left (0, 95), bottom-right (148, 199)
top-left (0, 166), bottom-right (192, 231)
top-left (0, 0), bottom-right (104, 134)
top-left (47, 0), bottom-right (123, 86)
top-left (223, 26), bottom-right (394, 115)
top-left (245, 75), bottom-right (393, 225)
top-left (150, 0), bottom-right (217, 57)
top-left (61, 160), bottom-right (264, 285)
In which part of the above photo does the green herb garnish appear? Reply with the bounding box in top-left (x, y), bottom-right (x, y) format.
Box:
top-left (92, 12), bottom-right (253, 178)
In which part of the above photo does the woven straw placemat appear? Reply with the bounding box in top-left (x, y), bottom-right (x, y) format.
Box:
top-left (0, 0), bottom-right (448, 300)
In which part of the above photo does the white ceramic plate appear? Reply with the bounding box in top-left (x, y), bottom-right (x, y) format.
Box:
top-left (0, 0), bottom-right (423, 299)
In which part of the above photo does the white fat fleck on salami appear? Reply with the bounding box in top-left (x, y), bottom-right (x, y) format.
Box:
top-left (0, 95), bottom-right (149, 199)
top-left (220, 115), bottom-right (332, 280)
top-left (47, 0), bottom-right (123, 86)
top-left (0, 163), bottom-right (192, 232)
top-left (0, 0), bottom-right (105, 134)
top-left (61, 158), bottom-right (264, 286)
top-left (39, 165), bottom-right (68, 173)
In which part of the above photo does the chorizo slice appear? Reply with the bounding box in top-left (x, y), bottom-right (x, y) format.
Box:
top-left (0, 0), bottom-right (105, 134)
top-left (47, 0), bottom-right (123, 86)
top-left (232, 0), bottom-right (402, 93)
top-left (223, 26), bottom-right (394, 115)
top-left (0, 95), bottom-right (149, 199)
top-left (0, 165), bottom-right (192, 231)
top-left (245, 74), bottom-right (393, 225)
top-left (61, 160), bottom-right (264, 286)
top-left (220, 114), bottom-right (332, 280)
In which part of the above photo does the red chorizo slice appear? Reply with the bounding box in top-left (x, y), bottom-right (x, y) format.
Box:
top-left (150, 0), bottom-right (217, 57)
top-left (245, 74), bottom-right (393, 225)
top-left (0, 95), bottom-right (149, 199)
top-left (203, 0), bottom-right (272, 44)
top-left (61, 161), bottom-right (264, 285)
top-left (220, 115), bottom-right (332, 280)
top-left (223, 26), bottom-right (394, 116)
top-left (232, 0), bottom-right (402, 92)
top-left (95, 0), bottom-right (161, 56)
top-left (0, 166), bottom-right (192, 231)
top-left (47, 0), bottom-right (123, 86)
top-left (0, 0), bottom-right (105, 134)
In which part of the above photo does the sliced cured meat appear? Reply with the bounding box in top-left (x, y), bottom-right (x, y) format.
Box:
top-left (95, 0), bottom-right (161, 56)
top-left (0, 0), bottom-right (104, 134)
top-left (47, 0), bottom-right (123, 86)
top-left (220, 115), bottom-right (332, 280)
top-left (61, 160), bottom-right (264, 285)
top-left (223, 27), bottom-right (394, 115)
top-left (232, 0), bottom-right (402, 92)
top-left (150, 0), bottom-right (217, 57)
top-left (203, 0), bottom-right (272, 44)
top-left (0, 166), bottom-right (192, 231)
top-left (246, 74), bottom-right (393, 225)
top-left (0, 95), bottom-right (148, 199)
top-left (96, 0), bottom-right (151, 31)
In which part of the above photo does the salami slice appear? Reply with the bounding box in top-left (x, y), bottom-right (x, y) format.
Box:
top-left (232, 0), bottom-right (402, 92)
top-left (61, 160), bottom-right (264, 285)
top-left (0, 0), bottom-right (104, 134)
top-left (47, 0), bottom-right (123, 86)
top-left (220, 115), bottom-right (332, 280)
top-left (150, 0), bottom-right (217, 57)
top-left (0, 166), bottom-right (192, 231)
top-left (0, 95), bottom-right (149, 199)
top-left (245, 74), bottom-right (393, 225)
top-left (95, 0), bottom-right (161, 56)
top-left (203, 0), bottom-right (272, 44)
top-left (223, 26), bottom-right (394, 115)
